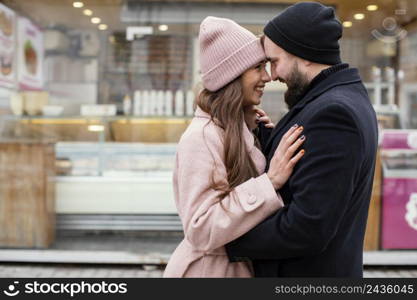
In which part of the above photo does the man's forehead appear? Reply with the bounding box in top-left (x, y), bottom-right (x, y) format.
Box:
top-left (264, 38), bottom-right (287, 58)
top-left (264, 37), bottom-right (280, 51)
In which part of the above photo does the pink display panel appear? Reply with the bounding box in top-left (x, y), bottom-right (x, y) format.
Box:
top-left (381, 130), bottom-right (417, 249)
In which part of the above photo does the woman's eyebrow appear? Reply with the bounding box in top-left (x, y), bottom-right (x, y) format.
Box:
top-left (266, 57), bottom-right (279, 62)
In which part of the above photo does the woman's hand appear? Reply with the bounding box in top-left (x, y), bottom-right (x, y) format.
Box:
top-left (267, 124), bottom-right (306, 190)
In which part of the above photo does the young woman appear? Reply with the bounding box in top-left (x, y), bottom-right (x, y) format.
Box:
top-left (163, 16), bottom-right (305, 277)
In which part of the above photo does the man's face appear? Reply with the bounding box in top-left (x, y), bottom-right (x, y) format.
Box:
top-left (264, 36), bottom-right (311, 109)
top-left (263, 36), bottom-right (295, 84)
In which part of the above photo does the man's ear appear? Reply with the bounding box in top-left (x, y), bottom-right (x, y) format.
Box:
top-left (301, 58), bottom-right (313, 67)
top-left (296, 58), bottom-right (313, 75)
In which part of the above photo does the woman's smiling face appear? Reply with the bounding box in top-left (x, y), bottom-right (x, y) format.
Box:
top-left (241, 60), bottom-right (271, 107)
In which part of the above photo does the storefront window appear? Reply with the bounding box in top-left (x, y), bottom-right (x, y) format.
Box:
top-left (0, 0), bottom-right (416, 251)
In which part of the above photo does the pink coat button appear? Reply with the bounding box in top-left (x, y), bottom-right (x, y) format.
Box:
top-left (247, 195), bottom-right (257, 205)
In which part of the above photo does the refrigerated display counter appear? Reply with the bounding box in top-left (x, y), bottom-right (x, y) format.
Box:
top-left (55, 142), bottom-right (178, 215)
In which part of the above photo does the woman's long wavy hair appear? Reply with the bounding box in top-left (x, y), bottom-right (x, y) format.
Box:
top-left (196, 78), bottom-right (260, 200)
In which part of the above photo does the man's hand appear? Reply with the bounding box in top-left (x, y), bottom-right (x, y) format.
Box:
top-left (255, 107), bottom-right (275, 128)
top-left (244, 106), bottom-right (275, 130)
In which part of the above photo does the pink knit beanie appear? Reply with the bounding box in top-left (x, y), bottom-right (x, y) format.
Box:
top-left (199, 16), bottom-right (266, 92)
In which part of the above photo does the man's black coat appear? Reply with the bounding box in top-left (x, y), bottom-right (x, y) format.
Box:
top-left (226, 65), bottom-right (378, 277)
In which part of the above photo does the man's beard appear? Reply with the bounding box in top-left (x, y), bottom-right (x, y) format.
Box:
top-left (283, 63), bottom-right (311, 110)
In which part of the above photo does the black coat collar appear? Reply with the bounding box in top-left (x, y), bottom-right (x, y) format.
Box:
top-left (265, 67), bottom-right (363, 153)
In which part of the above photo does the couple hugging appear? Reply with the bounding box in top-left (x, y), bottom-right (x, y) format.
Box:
top-left (163, 2), bottom-right (378, 278)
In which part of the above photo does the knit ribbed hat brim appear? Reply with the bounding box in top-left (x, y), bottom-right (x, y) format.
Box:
top-left (199, 16), bottom-right (266, 92)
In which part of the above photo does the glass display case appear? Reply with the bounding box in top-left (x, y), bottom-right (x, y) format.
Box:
top-left (54, 141), bottom-right (178, 215)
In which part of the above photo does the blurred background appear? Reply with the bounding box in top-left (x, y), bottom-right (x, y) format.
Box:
top-left (0, 0), bottom-right (416, 278)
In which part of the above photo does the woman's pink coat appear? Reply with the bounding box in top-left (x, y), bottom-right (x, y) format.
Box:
top-left (163, 107), bottom-right (283, 277)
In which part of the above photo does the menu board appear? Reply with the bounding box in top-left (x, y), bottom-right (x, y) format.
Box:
top-left (17, 17), bottom-right (43, 90)
top-left (0, 3), bottom-right (16, 88)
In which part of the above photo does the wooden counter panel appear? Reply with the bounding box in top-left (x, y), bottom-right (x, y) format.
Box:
top-left (364, 150), bottom-right (382, 251)
top-left (0, 143), bottom-right (55, 248)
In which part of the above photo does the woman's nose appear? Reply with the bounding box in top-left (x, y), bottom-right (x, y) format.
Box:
top-left (262, 70), bottom-right (271, 83)
top-left (270, 68), bottom-right (279, 81)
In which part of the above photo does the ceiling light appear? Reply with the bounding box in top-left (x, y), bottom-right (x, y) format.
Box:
top-left (367, 5), bottom-right (378, 11)
top-left (354, 13), bottom-right (365, 20)
top-left (158, 24), bottom-right (168, 31)
top-left (83, 9), bottom-right (93, 16)
top-left (91, 17), bottom-right (101, 24)
top-left (98, 24), bottom-right (108, 30)
top-left (343, 21), bottom-right (353, 28)
top-left (73, 2), bottom-right (84, 8)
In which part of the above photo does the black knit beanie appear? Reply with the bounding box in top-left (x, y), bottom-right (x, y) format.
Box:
top-left (264, 2), bottom-right (342, 65)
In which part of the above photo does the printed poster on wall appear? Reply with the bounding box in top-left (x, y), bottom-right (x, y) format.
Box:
top-left (0, 3), bottom-right (16, 88)
top-left (17, 16), bottom-right (43, 90)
